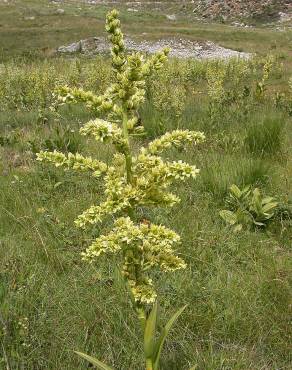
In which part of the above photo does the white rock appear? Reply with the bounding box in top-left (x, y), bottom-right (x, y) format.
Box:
top-left (56, 9), bottom-right (65, 15)
top-left (57, 36), bottom-right (251, 60)
top-left (58, 41), bottom-right (82, 53)
top-left (166, 14), bottom-right (176, 21)
top-left (278, 12), bottom-right (292, 23)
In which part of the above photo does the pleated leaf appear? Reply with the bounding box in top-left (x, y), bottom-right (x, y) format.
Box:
top-left (144, 301), bottom-right (158, 359)
top-left (153, 305), bottom-right (187, 370)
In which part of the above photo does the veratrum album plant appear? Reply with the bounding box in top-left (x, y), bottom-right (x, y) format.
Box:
top-left (37, 10), bottom-right (205, 370)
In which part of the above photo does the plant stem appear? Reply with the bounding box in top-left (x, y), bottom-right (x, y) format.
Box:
top-left (122, 106), bottom-right (150, 369)
top-left (136, 306), bottom-right (147, 332)
top-left (122, 110), bottom-right (133, 184)
top-left (146, 358), bottom-right (153, 370)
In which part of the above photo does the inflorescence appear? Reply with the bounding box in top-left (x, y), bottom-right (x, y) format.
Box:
top-left (37, 9), bottom-right (205, 306)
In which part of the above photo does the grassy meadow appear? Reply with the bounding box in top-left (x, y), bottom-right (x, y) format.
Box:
top-left (0, 1), bottom-right (292, 369)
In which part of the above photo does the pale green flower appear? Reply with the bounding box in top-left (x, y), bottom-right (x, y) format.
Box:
top-left (38, 8), bottom-right (205, 307)
top-left (142, 130), bottom-right (205, 155)
top-left (36, 150), bottom-right (107, 177)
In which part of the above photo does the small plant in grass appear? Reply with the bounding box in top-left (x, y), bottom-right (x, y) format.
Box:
top-left (206, 61), bottom-right (227, 124)
top-left (255, 55), bottom-right (275, 100)
top-left (150, 66), bottom-right (187, 119)
top-left (220, 184), bottom-right (278, 231)
top-left (37, 10), bottom-right (205, 370)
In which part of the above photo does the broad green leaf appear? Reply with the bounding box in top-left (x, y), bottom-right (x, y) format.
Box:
top-left (233, 224), bottom-right (243, 233)
top-left (241, 187), bottom-right (251, 201)
top-left (262, 202), bottom-right (278, 213)
top-left (252, 188), bottom-right (260, 197)
top-left (153, 305), bottom-right (187, 370)
top-left (262, 196), bottom-right (274, 205)
top-left (263, 213), bottom-right (273, 220)
top-left (189, 366), bottom-right (198, 370)
top-left (144, 301), bottom-right (158, 359)
top-left (230, 184), bottom-right (242, 199)
top-left (251, 193), bottom-right (263, 215)
top-left (219, 210), bottom-right (237, 225)
top-left (75, 351), bottom-right (113, 370)
top-left (236, 209), bottom-right (252, 225)
top-left (242, 185), bottom-right (251, 194)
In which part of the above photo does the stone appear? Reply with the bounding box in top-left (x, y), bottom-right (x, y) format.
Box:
top-left (56, 9), bottom-right (65, 15)
top-left (58, 41), bottom-right (82, 53)
top-left (57, 36), bottom-right (251, 60)
top-left (166, 14), bottom-right (177, 21)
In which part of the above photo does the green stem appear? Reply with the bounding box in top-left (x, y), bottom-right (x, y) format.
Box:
top-left (136, 306), bottom-right (147, 332)
top-left (122, 110), bottom-right (133, 184)
top-left (146, 358), bottom-right (153, 370)
top-left (122, 107), bottom-right (149, 369)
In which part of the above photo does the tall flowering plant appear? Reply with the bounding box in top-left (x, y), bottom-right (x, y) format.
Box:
top-left (37, 10), bottom-right (205, 370)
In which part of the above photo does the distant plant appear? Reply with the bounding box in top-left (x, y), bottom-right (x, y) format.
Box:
top-left (37, 10), bottom-right (205, 370)
top-left (206, 62), bottom-right (227, 123)
top-left (150, 65), bottom-right (187, 118)
top-left (255, 55), bottom-right (275, 99)
top-left (214, 131), bottom-right (241, 152)
top-left (289, 77), bottom-right (292, 92)
top-left (220, 184), bottom-right (278, 231)
top-left (44, 124), bottom-right (83, 154)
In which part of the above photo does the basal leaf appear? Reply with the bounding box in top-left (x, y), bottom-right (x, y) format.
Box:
top-left (219, 210), bottom-right (237, 225)
top-left (75, 351), bottom-right (114, 370)
top-left (262, 202), bottom-right (278, 213)
top-left (233, 224), bottom-right (243, 233)
top-left (144, 301), bottom-right (158, 359)
top-left (230, 184), bottom-right (242, 199)
top-left (262, 196), bottom-right (274, 205)
top-left (153, 305), bottom-right (187, 370)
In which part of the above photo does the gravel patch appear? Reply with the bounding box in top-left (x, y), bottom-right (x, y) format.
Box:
top-left (58, 37), bottom-right (251, 60)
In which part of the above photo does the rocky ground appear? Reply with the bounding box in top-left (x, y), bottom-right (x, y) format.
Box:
top-left (48, 1), bottom-right (292, 27)
top-left (56, 0), bottom-right (292, 60)
top-left (58, 36), bottom-right (251, 60)
top-left (190, 0), bottom-right (291, 21)
top-left (77, 1), bottom-right (292, 22)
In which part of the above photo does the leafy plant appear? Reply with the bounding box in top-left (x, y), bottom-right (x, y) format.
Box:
top-left (27, 124), bottom-right (83, 154)
top-left (255, 55), bottom-right (275, 100)
top-left (43, 124), bottom-right (83, 153)
top-left (37, 10), bottom-right (205, 370)
top-left (206, 61), bottom-right (227, 123)
top-left (220, 184), bottom-right (278, 231)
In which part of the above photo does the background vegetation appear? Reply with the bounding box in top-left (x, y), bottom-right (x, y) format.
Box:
top-left (0, 1), bottom-right (291, 369)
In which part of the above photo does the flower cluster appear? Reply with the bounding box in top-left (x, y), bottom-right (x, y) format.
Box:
top-left (80, 118), bottom-right (128, 152)
top-left (36, 150), bottom-right (107, 177)
top-left (105, 9), bottom-right (126, 73)
top-left (82, 217), bottom-right (185, 304)
top-left (37, 9), bottom-right (205, 306)
top-left (142, 129), bottom-right (205, 155)
top-left (56, 17), bottom-right (169, 128)
top-left (75, 148), bottom-right (201, 229)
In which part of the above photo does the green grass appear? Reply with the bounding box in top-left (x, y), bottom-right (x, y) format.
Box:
top-left (0, 2), bottom-right (292, 369)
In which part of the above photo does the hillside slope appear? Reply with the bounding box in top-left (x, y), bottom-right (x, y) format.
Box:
top-left (190, 0), bottom-right (290, 21)
top-left (83, 0), bottom-right (291, 22)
